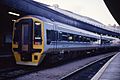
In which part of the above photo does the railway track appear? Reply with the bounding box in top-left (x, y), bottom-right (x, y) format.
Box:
top-left (0, 66), bottom-right (43, 80)
top-left (0, 55), bottom-right (15, 69)
top-left (0, 52), bottom-right (117, 80)
top-left (15, 52), bottom-right (117, 80)
top-left (60, 53), bottom-right (114, 80)
top-left (0, 61), bottom-right (55, 80)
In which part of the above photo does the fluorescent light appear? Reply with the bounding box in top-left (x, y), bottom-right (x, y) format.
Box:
top-left (12, 20), bottom-right (16, 22)
top-left (8, 12), bottom-right (20, 16)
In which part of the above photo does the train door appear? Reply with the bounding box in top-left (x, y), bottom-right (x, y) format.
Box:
top-left (22, 24), bottom-right (28, 51)
top-left (13, 19), bottom-right (33, 61)
top-left (21, 23), bottom-right (32, 61)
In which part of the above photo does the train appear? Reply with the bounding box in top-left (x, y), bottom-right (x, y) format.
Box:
top-left (12, 15), bottom-right (120, 66)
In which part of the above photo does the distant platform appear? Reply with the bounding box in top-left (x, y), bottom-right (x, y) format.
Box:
top-left (0, 55), bottom-right (12, 58)
top-left (91, 52), bottom-right (120, 80)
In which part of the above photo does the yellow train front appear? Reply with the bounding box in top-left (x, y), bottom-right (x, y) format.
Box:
top-left (12, 16), bottom-right (45, 66)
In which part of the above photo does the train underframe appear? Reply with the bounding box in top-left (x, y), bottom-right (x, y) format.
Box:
top-left (42, 46), bottom-right (120, 65)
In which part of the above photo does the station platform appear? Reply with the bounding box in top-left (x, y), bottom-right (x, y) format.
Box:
top-left (91, 52), bottom-right (120, 80)
top-left (0, 51), bottom-right (12, 57)
top-left (0, 55), bottom-right (12, 58)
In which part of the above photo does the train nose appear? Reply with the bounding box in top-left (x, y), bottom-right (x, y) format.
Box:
top-left (12, 16), bottom-right (45, 66)
top-left (21, 53), bottom-right (32, 61)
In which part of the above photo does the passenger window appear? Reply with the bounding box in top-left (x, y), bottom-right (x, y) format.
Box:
top-left (62, 32), bottom-right (68, 41)
top-left (46, 30), bottom-right (58, 44)
top-left (68, 36), bottom-right (73, 41)
top-left (58, 32), bottom-right (62, 41)
top-left (75, 35), bottom-right (79, 42)
top-left (68, 34), bottom-right (74, 41)
top-left (46, 30), bottom-right (51, 44)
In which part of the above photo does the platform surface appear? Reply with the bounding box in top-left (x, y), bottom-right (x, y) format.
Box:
top-left (91, 52), bottom-right (120, 80)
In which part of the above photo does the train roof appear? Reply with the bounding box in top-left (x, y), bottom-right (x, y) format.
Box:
top-left (1, 0), bottom-right (120, 37)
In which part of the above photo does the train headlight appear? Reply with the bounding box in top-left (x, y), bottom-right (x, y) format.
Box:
top-left (34, 37), bottom-right (42, 45)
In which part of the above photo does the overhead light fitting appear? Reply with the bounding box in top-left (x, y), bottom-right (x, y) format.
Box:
top-left (8, 12), bottom-right (20, 16)
top-left (12, 20), bottom-right (16, 22)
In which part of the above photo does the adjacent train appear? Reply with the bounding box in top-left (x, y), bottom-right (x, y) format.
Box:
top-left (12, 15), bottom-right (120, 66)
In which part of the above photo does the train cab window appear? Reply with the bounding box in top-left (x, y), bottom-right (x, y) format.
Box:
top-left (34, 22), bottom-right (42, 45)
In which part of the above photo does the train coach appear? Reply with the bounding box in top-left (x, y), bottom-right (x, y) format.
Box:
top-left (12, 15), bottom-right (120, 66)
